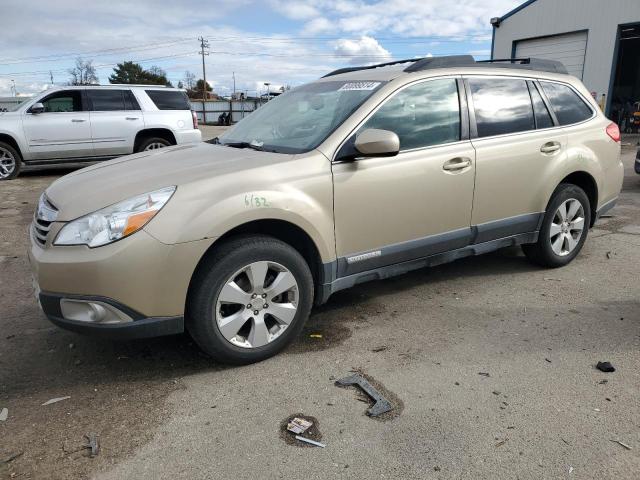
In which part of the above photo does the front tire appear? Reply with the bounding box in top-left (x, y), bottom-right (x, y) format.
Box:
top-left (0, 141), bottom-right (21, 180)
top-left (522, 183), bottom-right (591, 268)
top-left (187, 235), bottom-right (314, 364)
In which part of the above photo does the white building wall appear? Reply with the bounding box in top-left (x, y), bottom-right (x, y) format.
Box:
top-left (492, 0), bottom-right (640, 103)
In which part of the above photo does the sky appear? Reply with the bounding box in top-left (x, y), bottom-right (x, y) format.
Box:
top-left (0, 0), bottom-right (523, 97)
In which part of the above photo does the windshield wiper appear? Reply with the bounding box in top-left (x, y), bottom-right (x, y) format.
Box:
top-left (221, 141), bottom-right (279, 153)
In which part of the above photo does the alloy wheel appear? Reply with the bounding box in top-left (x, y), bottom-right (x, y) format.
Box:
top-left (549, 198), bottom-right (585, 256)
top-left (143, 142), bottom-right (167, 151)
top-left (0, 146), bottom-right (16, 179)
top-left (215, 261), bottom-right (299, 349)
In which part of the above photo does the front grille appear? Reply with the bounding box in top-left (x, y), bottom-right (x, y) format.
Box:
top-left (32, 195), bottom-right (58, 247)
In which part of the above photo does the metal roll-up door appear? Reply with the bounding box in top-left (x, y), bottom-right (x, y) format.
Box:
top-left (515, 31), bottom-right (587, 79)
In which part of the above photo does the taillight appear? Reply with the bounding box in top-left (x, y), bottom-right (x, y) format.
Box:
top-left (606, 122), bottom-right (620, 143)
top-left (192, 110), bottom-right (198, 129)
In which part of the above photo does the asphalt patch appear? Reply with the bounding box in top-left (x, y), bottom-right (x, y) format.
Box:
top-left (279, 414), bottom-right (322, 447)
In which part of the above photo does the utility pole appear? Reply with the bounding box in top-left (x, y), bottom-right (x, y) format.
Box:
top-left (198, 36), bottom-right (209, 124)
top-left (232, 72), bottom-right (236, 99)
top-left (49, 70), bottom-right (54, 85)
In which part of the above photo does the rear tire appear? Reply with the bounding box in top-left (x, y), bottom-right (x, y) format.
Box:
top-left (0, 141), bottom-right (21, 180)
top-left (136, 137), bottom-right (172, 152)
top-left (186, 235), bottom-right (314, 365)
top-left (522, 183), bottom-right (591, 268)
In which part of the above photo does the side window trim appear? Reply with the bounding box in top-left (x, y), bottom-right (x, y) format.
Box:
top-left (526, 80), bottom-right (557, 129)
top-left (456, 78), bottom-right (470, 141)
top-left (532, 80), bottom-right (559, 127)
top-left (462, 78), bottom-right (478, 139)
top-left (333, 75), bottom-right (467, 161)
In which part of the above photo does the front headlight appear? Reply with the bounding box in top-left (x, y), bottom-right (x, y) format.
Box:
top-left (54, 186), bottom-right (176, 247)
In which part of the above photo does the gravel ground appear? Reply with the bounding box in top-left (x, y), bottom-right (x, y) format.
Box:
top-left (0, 138), bottom-right (638, 480)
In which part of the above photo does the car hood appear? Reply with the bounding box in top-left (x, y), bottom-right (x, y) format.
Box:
top-left (45, 142), bottom-right (297, 221)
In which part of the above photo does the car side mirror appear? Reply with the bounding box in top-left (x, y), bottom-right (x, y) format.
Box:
top-left (30, 102), bottom-right (45, 114)
top-left (354, 128), bottom-right (400, 157)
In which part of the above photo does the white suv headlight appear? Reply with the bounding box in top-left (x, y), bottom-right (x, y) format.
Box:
top-left (54, 186), bottom-right (176, 247)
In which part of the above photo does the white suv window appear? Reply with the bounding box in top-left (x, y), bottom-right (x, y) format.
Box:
top-left (39, 90), bottom-right (83, 113)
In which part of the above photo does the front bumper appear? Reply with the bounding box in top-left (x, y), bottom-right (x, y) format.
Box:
top-left (29, 225), bottom-right (215, 337)
top-left (39, 292), bottom-right (183, 339)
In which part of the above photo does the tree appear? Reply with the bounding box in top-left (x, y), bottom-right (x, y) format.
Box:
top-left (146, 66), bottom-right (172, 87)
top-left (177, 80), bottom-right (184, 89)
top-left (108, 62), bottom-right (172, 86)
top-left (195, 79), bottom-right (212, 92)
top-left (186, 79), bottom-right (213, 98)
top-left (68, 57), bottom-right (98, 85)
top-left (108, 61), bottom-right (146, 84)
top-left (183, 71), bottom-right (196, 91)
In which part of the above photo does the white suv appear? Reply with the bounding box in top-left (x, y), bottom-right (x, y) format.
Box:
top-left (0, 85), bottom-right (202, 180)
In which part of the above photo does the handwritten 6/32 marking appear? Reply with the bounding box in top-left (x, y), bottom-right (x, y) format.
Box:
top-left (245, 194), bottom-right (270, 208)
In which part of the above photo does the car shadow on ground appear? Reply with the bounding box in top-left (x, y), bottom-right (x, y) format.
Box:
top-left (3, 245), bottom-right (541, 399)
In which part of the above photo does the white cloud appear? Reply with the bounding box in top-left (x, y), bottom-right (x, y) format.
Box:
top-left (269, 1), bottom-right (320, 20)
top-left (333, 36), bottom-right (391, 65)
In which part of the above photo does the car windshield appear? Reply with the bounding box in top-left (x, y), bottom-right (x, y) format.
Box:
top-left (218, 80), bottom-right (386, 154)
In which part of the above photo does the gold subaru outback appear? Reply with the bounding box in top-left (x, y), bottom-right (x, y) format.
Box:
top-left (29, 56), bottom-right (623, 364)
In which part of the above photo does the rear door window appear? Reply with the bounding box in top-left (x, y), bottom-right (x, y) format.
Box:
top-left (469, 78), bottom-right (535, 138)
top-left (145, 90), bottom-right (191, 110)
top-left (528, 82), bottom-right (554, 129)
top-left (87, 90), bottom-right (126, 111)
top-left (540, 81), bottom-right (593, 125)
top-left (360, 78), bottom-right (461, 150)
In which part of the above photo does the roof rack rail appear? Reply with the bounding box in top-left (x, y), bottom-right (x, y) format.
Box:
top-left (322, 58), bottom-right (422, 78)
top-left (476, 57), bottom-right (568, 74)
top-left (322, 55), bottom-right (568, 78)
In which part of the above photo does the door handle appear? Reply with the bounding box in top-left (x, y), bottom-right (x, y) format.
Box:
top-left (71, 119), bottom-right (86, 123)
top-left (125, 117), bottom-right (139, 121)
top-left (443, 157), bottom-right (472, 171)
top-left (540, 142), bottom-right (561, 154)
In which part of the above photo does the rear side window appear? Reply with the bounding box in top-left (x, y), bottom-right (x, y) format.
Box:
top-left (469, 78), bottom-right (535, 138)
top-left (145, 90), bottom-right (191, 110)
top-left (529, 82), bottom-right (554, 129)
top-left (360, 78), bottom-right (460, 150)
top-left (87, 90), bottom-right (125, 111)
top-left (540, 81), bottom-right (593, 125)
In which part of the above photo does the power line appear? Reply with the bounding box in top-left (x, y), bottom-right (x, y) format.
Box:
top-left (0, 38), bottom-right (194, 64)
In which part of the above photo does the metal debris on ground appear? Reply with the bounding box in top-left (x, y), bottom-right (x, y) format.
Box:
top-left (371, 346), bottom-right (388, 352)
top-left (335, 373), bottom-right (393, 417)
top-left (83, 433), bottom-right (100, 457)
top-left (478, 372), bottom-right (490, 377)
top-left (42, 396), bottom-right (71, 406)
top-left (596, 361), bottom-right (616, 373)
top-left (287, 417), bottom-right (313, 435)
top-left (295, 436), bottom-right (326, 448)
top-left (611, 440), bottom-right (632, 450)
top-left (309, 334), bottom-right (322, 339)
top-left (495, 439), bottom-right (508, 447)
top-left (0, 407), bottom-right (8, 421)
top-left (606, 251), bottom-right (612, 259)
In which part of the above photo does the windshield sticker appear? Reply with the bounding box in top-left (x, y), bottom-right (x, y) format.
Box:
top-left (338, 82), bottom-right (381, 91)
